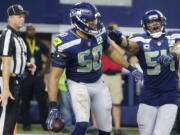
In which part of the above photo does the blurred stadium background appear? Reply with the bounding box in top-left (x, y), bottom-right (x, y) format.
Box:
top-left (1, 0), bottom-right (180, 134)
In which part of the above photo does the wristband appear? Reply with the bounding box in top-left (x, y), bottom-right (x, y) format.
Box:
top-left (49, 102), bottom-right (58, 109)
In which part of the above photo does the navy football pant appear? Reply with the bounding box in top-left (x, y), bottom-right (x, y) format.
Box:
top-left (21, 75), bottom-right (48, 129)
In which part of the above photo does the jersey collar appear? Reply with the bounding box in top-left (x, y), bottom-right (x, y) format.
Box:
top-left (7, 25), bottom-right (21, 36)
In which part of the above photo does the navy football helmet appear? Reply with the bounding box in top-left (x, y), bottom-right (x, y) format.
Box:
top-left (141, 10), bottom-right (166, 38)
top-left (70, 2), bottom-right (105, 36)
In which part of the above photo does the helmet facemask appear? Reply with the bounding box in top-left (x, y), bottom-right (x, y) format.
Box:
top-left (141, 10), bottom-right (166, 39)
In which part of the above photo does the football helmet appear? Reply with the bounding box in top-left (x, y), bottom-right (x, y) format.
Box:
top-left (70, 2), bottom-right (105, 36)
top-left (141, 10), bottom-right (166, 38)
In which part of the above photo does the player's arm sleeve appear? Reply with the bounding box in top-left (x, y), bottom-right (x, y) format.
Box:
top-left (168, 32), bottom-right (180, 59)
top-left (174, 33), bottom-right (180, 46)
top-left (51, 52), bottom-right (68, 68)
top-left (171, 41), bottom-right (180, 59)
top-left (103, 34), bottom-right (111, 52)
top-left (170, 31), bottom-right (180, 42)
top-left (0, 31), bottom-right (14, 57)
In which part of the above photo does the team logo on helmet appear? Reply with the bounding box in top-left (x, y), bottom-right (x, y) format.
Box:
top-left (70, 2), bottom-right (105, 36)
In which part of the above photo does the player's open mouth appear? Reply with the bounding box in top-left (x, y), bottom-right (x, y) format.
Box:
top-left (150, 25), bottom-right (161, 33)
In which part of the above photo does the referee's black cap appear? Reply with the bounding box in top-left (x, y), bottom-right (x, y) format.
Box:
top-left (7, 4), bottom-right (29, 16)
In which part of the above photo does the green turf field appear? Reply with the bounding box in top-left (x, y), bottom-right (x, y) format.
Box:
top-left (17, 124), bottom-right (139, 135)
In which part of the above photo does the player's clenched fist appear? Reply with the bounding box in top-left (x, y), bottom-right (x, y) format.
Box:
top-left (46, 102), bottom-right (65, 132)
top-left (157, 53), bottom-right (177, 65)
top-left (127, 65), bottom-right (143, 81)
top-left (108, 30), bottom-right (123, 45)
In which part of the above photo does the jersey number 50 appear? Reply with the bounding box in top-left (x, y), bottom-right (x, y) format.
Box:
top-left (77, 45), bottom-right (103, 72)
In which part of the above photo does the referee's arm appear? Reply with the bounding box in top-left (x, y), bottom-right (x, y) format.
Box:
top-left (1, 57), bottom-right (15, 102)
top-left (0, 31), bottom-right (15, 105)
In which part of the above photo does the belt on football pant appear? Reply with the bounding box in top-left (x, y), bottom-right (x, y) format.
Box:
top-left (0, 71), bottom-right (24, 80)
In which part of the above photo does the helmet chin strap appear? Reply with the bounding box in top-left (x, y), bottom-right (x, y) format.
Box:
top-left (89, 27), bottom-right (105, 36)
top-left (75, 24), bottom-right (98, 36)
top-left (78, 23), bottom-right (104, 36)
top-left (150, 31), bottom-right (163, 38)
top-left (148, 26), bottom-right (165, 38)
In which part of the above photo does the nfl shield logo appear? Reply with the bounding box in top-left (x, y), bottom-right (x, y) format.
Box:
top-left (157, 41), bottom-right (162, 46)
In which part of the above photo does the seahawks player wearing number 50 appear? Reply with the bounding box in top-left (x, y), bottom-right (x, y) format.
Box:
top-left (109, 10), bottom-right (180, 135)
top-left (45, 2), bottom-right (142, 135)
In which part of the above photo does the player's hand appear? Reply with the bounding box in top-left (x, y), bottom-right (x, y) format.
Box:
top-left (157, 54), bottom-right (174, 65)
top-left (127, 65), bottom-right (143, 81)
top-left (26, 63), bottom-right (36, 75)
top-left (0, 88), bottom-right (14, 106)
top-left (46, 102), bottom-right (64, 131)
top-left (108, 30), bottom-right (123, 45)
top-left (131, 69), bottom-right (143, 82)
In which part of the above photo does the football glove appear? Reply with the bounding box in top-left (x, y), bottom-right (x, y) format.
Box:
top-left (108, 30), bottom-right (123, 45)
top-left (46, 102), bottom-right (64, 131)
top-left (157, 53), bottom-right (177, 65)
top-left (127, 65), bottom-right (143, 82)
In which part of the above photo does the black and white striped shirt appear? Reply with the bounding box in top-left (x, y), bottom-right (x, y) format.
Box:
top-left (0, 26), bottom-right (27, 74)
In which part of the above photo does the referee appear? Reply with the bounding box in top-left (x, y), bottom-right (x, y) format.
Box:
top-left (0, 4), bottom-right (36, 135)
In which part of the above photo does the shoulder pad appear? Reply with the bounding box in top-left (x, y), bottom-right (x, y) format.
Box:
top-left (53, 31), bottom-right (70, 47)
top-left (58, 32), bottom-right (69, 37)
top-left (129, 33), bottom-right (146, 39)
top-left (130, 33), bottom-right (151, 43)
top-left (167, 31), bottom-right (180, 39)
top-left (167, 30), bottom-right (180, 35)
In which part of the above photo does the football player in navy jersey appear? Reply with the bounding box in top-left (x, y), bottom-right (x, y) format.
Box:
top-left (109, 10), bottom-right (180, 135)
top-left (45, 2), bottom-right (142, 135)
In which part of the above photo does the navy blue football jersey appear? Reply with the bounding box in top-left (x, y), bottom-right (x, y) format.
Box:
top-left (52, 29), bottom-right (110, 83)
top-left (130, 31), bottom-right (180, 106)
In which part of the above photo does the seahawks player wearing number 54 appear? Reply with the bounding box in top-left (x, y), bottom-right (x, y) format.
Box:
top-left (109, 10), bottom-right (180, 135)
top-left (46, 2), bottom-right (142, 135)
